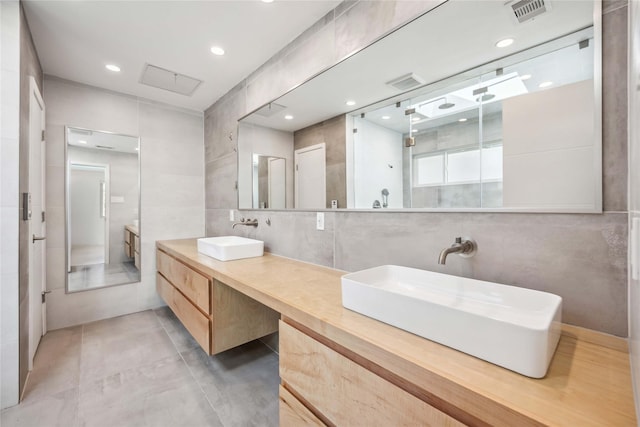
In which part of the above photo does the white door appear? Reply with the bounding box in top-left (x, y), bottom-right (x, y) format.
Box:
top-left (294, 143), bottom-right (326, 209)
top-left (268, 157), bottom-right (286, 209)
top-left (28, 77), bottom-right (46, 369)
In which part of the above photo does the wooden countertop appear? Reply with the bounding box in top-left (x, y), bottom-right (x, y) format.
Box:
top-left (125, 224), bottom-right (139, 235)
top-left (157, 238), bottom-right (637, 426)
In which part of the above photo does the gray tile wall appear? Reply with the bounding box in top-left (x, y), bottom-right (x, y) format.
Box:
top-left (204, 2), bottom-right (630, 337)
top-left (44, 77), bottom-right (205, 330)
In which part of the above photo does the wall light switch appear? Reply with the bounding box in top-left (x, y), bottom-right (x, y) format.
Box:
top-left (229, 210), bottom-right (235, 221)
top-left (316, 212), bottom-right (325, 231)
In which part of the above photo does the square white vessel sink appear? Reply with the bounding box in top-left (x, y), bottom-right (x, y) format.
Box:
top-left (197, 236), bottom-right (264, 261)
top-left (341, 265), bottom-right (562, 378)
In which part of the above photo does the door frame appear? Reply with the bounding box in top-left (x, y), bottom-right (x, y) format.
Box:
top-left (294, 142), bottom-right (326, 209)
top-left (27, 76), bottom-right (46, 370)
top-left (66, 162), bottom-right (110, 270)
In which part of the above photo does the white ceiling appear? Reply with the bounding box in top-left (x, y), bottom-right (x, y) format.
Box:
top-left (22, 0), bottom-right (341, 112)
top-left (242, 0), bottom-right (595, 133)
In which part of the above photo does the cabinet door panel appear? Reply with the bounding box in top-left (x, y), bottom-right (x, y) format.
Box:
top-left (280, 321), bottom-right (465, 427)
top-left (211, 280), bottom-right (279, 354)
top-left (279, 385), bottom-right (326, 427)
top-left (157, 273), bottom-right (210, 353)
top-left (157, 249), bottom-right (210, 313)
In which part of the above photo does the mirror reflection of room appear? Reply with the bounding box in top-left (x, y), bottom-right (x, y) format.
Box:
top-left (66, 127), bottom-right (140, 292)
top-left (357, 30), bottom-right (595, 210)
top-left (237, 2), bottom-right (599, 213)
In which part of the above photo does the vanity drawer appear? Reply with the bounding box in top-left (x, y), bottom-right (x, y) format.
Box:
top-left (134, 251), bottom-right (140, 269)
top-left (156, 250), bottom-right (210, 313)
top-left (134, 235), bottom-right (140, 253)
top-left (157, 272), bottom-right (210, 352)
top-left (280, 321), bottom-right (464, 427)
top-left (124, 229), bottom-right (131, 244)
top-left (279, 385), bottom-right (326, 427)
top-left (124, 242), bottom-right (133, 258)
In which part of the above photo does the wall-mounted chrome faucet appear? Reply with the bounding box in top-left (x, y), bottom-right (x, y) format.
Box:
top-left (438, 237), bottom-right (477, 265)
top-left (232, 218), bottom-right (258, 228)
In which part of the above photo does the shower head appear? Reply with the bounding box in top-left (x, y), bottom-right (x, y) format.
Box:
top-left (439, 100), bottom-right (455, 109)
top-left (381, 188), bottom-right (389, 196)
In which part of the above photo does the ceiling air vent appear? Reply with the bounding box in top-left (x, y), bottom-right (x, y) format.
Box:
top-left (254, 103), bottom-right (287, 118)
top-left (508, 0), bottom-right (550, 24)
top-left (139, 63), bottom-right (203, 96)
top-left (386, 73), bottom-right (425, 92)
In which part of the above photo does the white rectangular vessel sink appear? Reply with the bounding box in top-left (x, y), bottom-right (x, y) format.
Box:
top-left (341, 265), bottom-right (562, 378)
top-left (197, 236), bottom-right (264, 261)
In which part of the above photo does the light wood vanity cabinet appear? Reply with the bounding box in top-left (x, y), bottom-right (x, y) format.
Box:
top-left (156, 239), bottom-right (637, 427)
top-left (279, 321), bottom-right (464, 427)
top-left (124, 225), bottom-right (140, 269)
top-left (156, 248), bottom-right (279, 355)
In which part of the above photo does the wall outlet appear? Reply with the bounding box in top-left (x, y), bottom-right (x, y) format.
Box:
top-left (316, 212), bottom-right (325, 231)
top-left (229, 210), bottom-right (235, 221)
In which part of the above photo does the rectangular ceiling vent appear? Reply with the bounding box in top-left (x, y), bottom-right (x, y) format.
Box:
top-left (69, 128), bottom-right (93, 136)
top-left (386, 73), bottom-right (425, 92)
top-left (139, 63), bottom-right (203, 96)
top-left (254, 103), bottom-right (287, 118)
top-left (508, 0), bottom-right (550, 24)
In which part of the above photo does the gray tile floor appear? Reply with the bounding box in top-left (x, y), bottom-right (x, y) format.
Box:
top-left (1, 308), bottom-right (280, 427)
top-left (68, 261), bottom-right (140, 292)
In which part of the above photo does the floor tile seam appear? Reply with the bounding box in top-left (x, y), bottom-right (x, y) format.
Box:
top-left (80, 323), bottom-right (166, 343)
top-left (153, 309), bottom-right (224, 423)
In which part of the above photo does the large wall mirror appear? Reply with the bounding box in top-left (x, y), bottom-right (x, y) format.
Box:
top-left (65, 127), bottom-right (140, 292)
top-left (237, 0), bottom-right (601, 212)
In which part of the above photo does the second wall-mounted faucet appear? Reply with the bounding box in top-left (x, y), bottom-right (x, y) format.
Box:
top-left (232, 218), bottom-right (258, 228)
top-left (438, 237), bottom-right (477, 265)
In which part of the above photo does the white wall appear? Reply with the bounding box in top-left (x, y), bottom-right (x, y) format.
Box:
top-left (503, 80), bottom-right (598, 210)
top-left (628, 0), bottom-right (640, 416)
top-left (238, 122), bottom-right (294, 209)
top-left (0, 0), bottom-right (21, 410)
top-left (44, 76), bottom-right (204, 329)
top-left (353, 117), bottom-right (403, 209)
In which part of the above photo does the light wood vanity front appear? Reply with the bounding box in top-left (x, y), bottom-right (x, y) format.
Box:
top-left (124, 224), bottom-right (140, 269)
top-left (156, 247), bottom-right (279, 355)
top-left (156, 239), bottom-right (637, 426)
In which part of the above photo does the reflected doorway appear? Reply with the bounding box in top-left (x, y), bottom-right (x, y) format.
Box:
top-left (294, 143), bottom-right (326, 209)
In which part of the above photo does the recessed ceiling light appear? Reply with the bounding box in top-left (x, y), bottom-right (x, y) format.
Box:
top-left (78, 140), bottom-right (87, 144)
top-left (539, 81), bottom-right (553, 88)
top-left (495, 38), bottom-right (514, 48)
top-left (412, 117), bottom-right (420, 122)
top-left (262, 0), bottom-right (274, 3)
top-left (520, 74), bottom-right (532, 81)
top-left (346, 100), bottom-right (356, 106)
top-left (284, 115), bottom-right (294, 120)
top-left (458, 118), bottom-right (467, 122)
top-left (135, 147), bottom-right (139, 151)
top-left (210, 46), bottom-right (225, 56)
top-left (412, 129), bottom-right (419, 133)
top-left (105, 64), bottom-right (121, 72)
top-left (381, 115), bottom-right (391, 120)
